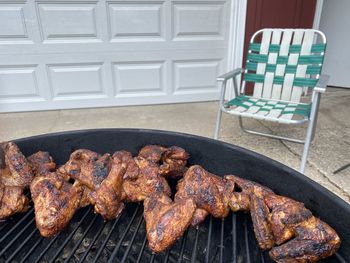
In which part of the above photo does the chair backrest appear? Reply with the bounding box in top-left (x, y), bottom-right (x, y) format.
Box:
top-left (243, 29), bottom-right (326, 103)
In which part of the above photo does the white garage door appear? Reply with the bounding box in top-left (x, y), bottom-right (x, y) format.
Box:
top-left (0, 0), bottom-right (232, 112)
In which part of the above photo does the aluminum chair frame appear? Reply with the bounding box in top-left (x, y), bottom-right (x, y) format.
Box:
top-left (214, 29), bottom-right (329, 173)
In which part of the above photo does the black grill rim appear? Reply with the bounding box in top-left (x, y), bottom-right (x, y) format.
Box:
top-left (0, 128), bottom-right (348, 262)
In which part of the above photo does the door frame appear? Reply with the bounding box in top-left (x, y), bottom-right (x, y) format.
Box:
top-left (313, 0), bottom-right (324, 29)
top-left (226, 0), bottom-right (247, 99)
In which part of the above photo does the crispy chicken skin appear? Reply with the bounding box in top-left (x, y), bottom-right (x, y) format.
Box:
top-left (112, 151), bottom-right (139, 180)
top-left (138, 145), bottom-right (166, 163)
top-left (60, 149), bottom-right (128, 219)
top-left (144, 193), bottom-right (196, 253)
top-left (0, 183), bottom-right (29, 219)
top-left (0, 142), bottom-right (33, 188)
top-left (30, 172), bottom-right (82, 237)
top-left (0, 142), bottom-right (31, 219)
top-left (265, 195), bottom-right (313, 245)
top-left (89, 152), bottom-right (126, 220)
top-left (175, 165), bottom-right (229, 225)
top-left (59, 149), bottom-right (111, 190)
top-left (250, 194), bottom-right (275, 250)
top-left (224, 175), bottom-right (273, 212)
top-left (139, 145), bottom-right (189, 178)
top-left (122, 156), bottom-right (171, 202)
top-left (269, 216), bottom-right (341, 262)
top-left (28, 151), bottom-right (56, 177)
top-left (190, 208), bottom-right (209, 226)
top-left (72, 182), bottom-right (92, 208)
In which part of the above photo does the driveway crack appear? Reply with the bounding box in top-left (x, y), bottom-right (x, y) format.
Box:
top-left (256, 120), bottom-right (350, 202)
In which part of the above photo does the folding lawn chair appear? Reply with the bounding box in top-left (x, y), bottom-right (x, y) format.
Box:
top-left (214, 28), bottom-right (328, 173)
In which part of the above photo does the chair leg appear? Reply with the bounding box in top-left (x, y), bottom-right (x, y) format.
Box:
top-left (300, 91), bottom-right (322, 173)
top-left (214, 107), bottom-right (223, 139)
top-left (300, 116), bottom-right (317, 173)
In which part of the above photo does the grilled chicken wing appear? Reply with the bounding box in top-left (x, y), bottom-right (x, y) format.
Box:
top-left (139, 145), bottom-right (189, 178)
top-left (224, 175), bottom-right (274, 212)
top-left (0, 142), bottom-right (31, 219)
top-left (112, 151), bottom-right (139, 180)
top-left (89, 152), bottom-right (126, 220)
top-left (30, 172), bottom-right (82, 237)
top-left (269, 216), bottom-right (341, 262)
top-left (250, 194), bottom-right (275, 250)
top-left (59, 149), bottom-right (111, 190)
top-left (144, 193), bottom-right (196, 253)
top-left (175, 165), bottom-right (229, 226)
top-left (265, 194), bottom-right (313, 245)
top-left (122, 156), bottom-right (171, 202)
top-left (72, 181), bottom-right (92, 208)
top-left (0, 182), bottom-right (29, 219)
top-left (60, 149), bottom-right (128, 219)
top-left (28, 151), bottom-right (56, 177)
top-left (0, 142), bottom-right (33, 188)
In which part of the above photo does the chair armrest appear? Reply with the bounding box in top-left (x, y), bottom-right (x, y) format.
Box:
top-left (217, 68), bottom-right (244, 81)
top-left (313, 74), bottom-right (330, 93)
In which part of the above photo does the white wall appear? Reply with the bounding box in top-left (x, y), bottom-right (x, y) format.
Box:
top-left (319, 0), bottom-right (350, 88)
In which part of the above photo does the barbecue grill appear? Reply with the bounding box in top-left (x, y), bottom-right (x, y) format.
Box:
top-left (1, 129), bottom-right (349, 263)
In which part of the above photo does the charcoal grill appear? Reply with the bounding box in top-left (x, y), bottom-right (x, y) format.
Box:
top-left (0, 129), bottom-right (349, 263)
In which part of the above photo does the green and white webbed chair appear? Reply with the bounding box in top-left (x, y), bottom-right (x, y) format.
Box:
top-left (214, 28), bottom-right (329, 173)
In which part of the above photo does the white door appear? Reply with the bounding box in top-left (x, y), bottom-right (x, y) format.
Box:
top-left (0, 0), bottom-right (232, 112)
top-left (319, 0), bottom-right (350, 88)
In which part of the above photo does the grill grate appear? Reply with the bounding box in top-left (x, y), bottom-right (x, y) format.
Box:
top-left (0, 202), bottom-right (346, 263)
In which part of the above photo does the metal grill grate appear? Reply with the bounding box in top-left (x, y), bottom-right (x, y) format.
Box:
top-left (0, 201), bottom-right (346, 263)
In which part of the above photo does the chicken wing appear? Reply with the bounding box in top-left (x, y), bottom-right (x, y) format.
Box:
top-left (59, 149), bottom-right (111, 190)
top-left (139, 145), bottom-right (189, 178)
top-left (269, 216), bottom-right (341, 262)
top-left (0, 142), bottom-right (33, 188)
top-left (112, 151), bottom-right (139, 180)
top-left (175, 165), bottom-right (229, 225)
top-left (60, 149), bottom-right (128, 219)
top-left (144, 193), bottom-right (196, 253)
top-left (224, 175), bottom-right (274, 212)
top-left (122, 156), bottom-right (171, 202)
top-left (30, 172), bottom-right (82, 237)
top-left (0, 142), bottom-right (31, 219)
top-left (72, 181), bottom-right (92, 208)
top-left (89, 152), bottom-right (126, 220)
top-left (250, 194), bottom-right (275, 250)
top-left (28, 151), bottom-right (56, 177)
top-left (0, 182), bottom-right (29, 219)
top-left (265, 194), bottom-right (313, 245)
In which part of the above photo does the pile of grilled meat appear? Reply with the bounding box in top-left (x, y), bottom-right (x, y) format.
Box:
top-left (0, 141), bottom-right (341, 262)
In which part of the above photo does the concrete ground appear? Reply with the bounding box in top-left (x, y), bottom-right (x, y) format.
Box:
top-left (1, 88), bottom-right (349, 202)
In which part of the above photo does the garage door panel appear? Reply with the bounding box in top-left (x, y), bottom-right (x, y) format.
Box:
top-left (173, 59), bottom-right (221, 94)
top-left (0, 65), bottom-right (44, 102)
top-left (0, 2), bottom-right (34, 44)
top-left (107, 1), bottom-right (165, 41)
top-left (36, 1), bottom-right (100, 43)
top-left (113, 61), bottom-right (166, 96)
top-left (47, 62), bottom-right (106, 100)
top-left (172, 1), bottom-right (225, 40)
